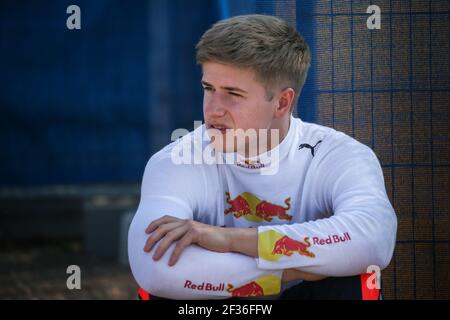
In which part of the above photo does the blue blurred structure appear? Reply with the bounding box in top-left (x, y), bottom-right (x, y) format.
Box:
top-left (0, 0), bottom-right (315, 187)
top-left (0, 0), bottom-right (214, 186)
top-left (0, 1), bottom-right (150, 186)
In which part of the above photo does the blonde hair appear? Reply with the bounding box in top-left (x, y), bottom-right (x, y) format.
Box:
top-left (196, 14), bottom-right (311, 111)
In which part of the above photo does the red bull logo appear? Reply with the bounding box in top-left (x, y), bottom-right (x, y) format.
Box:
top-left (226, 275), bottom-right (281, 297)
top-left (236, 159), bottom-right (266, 169)
top-left (184, 280), bottom-right (225, 292)
top-left (224, 192), bottom-right (293, 222)
top-left (255, 198), bottom-right (292, 222)
top-left (224, 192), bottom-right (252, 218)
top-left (272, 235), bottom-right (315, 258)
top-left (227, 281), bottom-right (264, 297)
top-left (312, 232), bottom-right (351, 245)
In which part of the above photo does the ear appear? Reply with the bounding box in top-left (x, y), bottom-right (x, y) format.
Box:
top-left (274, 88), bottom-right (295, 118)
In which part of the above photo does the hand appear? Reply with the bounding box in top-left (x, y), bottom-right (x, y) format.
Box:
top-left (143, 215), bottom-right (232, 266)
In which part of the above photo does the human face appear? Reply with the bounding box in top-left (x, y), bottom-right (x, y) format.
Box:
top-left (202, 62), bottom-right (286, 156)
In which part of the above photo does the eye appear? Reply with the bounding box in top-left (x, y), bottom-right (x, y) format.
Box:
top-left (228, 92), bottom-right (242, 97)
top-left (202, 86), bottom-right (214, 91)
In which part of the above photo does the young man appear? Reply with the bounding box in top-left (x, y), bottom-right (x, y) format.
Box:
top-left (128, 14), bottom-right (397, 300)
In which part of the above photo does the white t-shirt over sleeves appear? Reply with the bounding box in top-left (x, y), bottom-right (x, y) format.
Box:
top-left (128, 116), bottom-right (398, 299)
top-left (256, 132), bottom-right (397, 277)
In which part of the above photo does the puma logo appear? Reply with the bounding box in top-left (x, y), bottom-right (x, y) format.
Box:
top-left (298, 140), bottom-right (322, 157)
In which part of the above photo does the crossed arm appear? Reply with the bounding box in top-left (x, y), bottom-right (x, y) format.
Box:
top-left (143, 214), bottom-right (326, 282)
top-left (128, 140), bottom-right (397, 299)
top-left (127, 198), bottom-right (326, 300)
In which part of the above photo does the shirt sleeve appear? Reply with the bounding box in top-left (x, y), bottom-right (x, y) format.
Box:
top-left (128, 150), bottom-right (283, 299)
top-left (256, 135), bottom-right (398, 277)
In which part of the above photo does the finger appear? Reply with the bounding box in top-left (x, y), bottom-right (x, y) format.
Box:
top-left (153, 224), bottom-right (190, 261)
top-left (144, 221), bottom-right (182, 252)
top-left (143, 221), bottom-right (183, 252)
top-left (145, 215), bottom-right (180, 234)
top-left (168, 230), bottom-right (194, 266)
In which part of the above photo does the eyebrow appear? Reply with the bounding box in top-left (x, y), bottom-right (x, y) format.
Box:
top-left (201, 80), bottom-right (248, 94)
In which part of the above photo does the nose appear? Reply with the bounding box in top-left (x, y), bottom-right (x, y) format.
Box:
top-left (204, 92), bottom-right (226, 118)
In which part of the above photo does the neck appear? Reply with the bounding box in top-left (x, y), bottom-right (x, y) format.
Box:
top-left (239, 115), bottom-right (291, 158)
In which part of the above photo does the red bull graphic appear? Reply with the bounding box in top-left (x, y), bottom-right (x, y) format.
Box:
top-left (227, 281), bottom-right (264, 297)
top-left (236, 159), bottom-right (266, 169)
top-left (184, 280), bottom-right (225, 292)
top-left (224, 192), bottom-right (293, 222)
top-left (227, 275), bottom-right (281, 297)
top-left (256, 198), bottom-right (292, 222)
top-left (224, 192), bottom-right (252, 218)
top-left (312, 232), bottom-right (351, 245)
top-left (259, 230), bottom-right (316, 261)
top-left (272, 235), bottom-right (315, 258)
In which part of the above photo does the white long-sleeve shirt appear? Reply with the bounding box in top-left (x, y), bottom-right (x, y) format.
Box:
top-left (128, 115), bottom-right (397, 299)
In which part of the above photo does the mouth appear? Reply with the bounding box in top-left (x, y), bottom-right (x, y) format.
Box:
top-left (207, 123), bottom-right (231, 134)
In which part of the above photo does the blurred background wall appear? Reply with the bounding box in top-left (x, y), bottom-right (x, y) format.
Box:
top-left (0, 0), bottom-right (448, 299)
